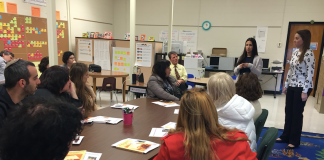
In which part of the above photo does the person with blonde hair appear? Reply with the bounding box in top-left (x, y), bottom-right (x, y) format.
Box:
top-left (154, 88), bottom-right (257, 160)
top-left (208, 72), bottom-right (257, 152)
top-left (70, 63), bottom-right (98, 117)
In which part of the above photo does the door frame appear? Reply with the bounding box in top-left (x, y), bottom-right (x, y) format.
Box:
top-left (281, 22), bottom-right (324, 96)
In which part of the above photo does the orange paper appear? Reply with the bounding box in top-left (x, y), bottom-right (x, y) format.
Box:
top-left (127, 52), bottom-right (130, 55)
top-left (31, 7), bottom-right (40, 17)
top-left (6, 2), bottom-right (17, 14)
top-left (114, 62), bottom-right (117, 65)
top-left (118, 63), bottom-right (120, 66)
top-left (56, 11), bottom-right (60, 20)
top-left (120, 57), bottom-right (123, 60)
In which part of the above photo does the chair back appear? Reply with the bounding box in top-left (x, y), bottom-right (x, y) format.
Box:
top-left (257, 127), bottom-right (278, 160)
top-left (102, 77), bottom-right (116, 91)
top-left (186, 74), bottom-right (195, 89)
top-left (255, 109), bottom-right (269, 141)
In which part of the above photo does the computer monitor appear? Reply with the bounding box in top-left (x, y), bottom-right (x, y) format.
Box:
top-left (234, 57), bottom-right (239, 66)
top-left (262, 58), bottom-right (269, 69)
top-left (210, 56), bottom-right (220, 67)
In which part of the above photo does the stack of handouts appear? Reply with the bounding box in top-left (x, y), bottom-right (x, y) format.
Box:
top-left (111, 103), bottom-right (139, 110)
top-left (85, 116), bottom-right (123, 124)
top-left (112, 138), bottom-right (160, 154)
top-left (64, 150), bottom-right (102, 160)
top-left (152, 101), bottom-right (180, 107)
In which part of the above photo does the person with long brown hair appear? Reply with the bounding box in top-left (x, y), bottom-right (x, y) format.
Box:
top-left (153, 88), bottom-right (257, 160)
top-left (234, 38), bottom-right (263, 77)
top-left (276, 29), bottom-right (315, 149)
top-left (236, 73), bottom-right (263, 122)
top-left (70, 63), bottom-right (98, 117)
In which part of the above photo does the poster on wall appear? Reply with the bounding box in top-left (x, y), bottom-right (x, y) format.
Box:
top-left (179, 30), bottom-right (197, 52)
top-left (78, 39), bottom-right (92, 62)
top-left (23, 0), bottom-right (46, 6)
top-left (310, 42), bottom-right (318, 50)
top-left (255, 26), bottom-right (268, 53)
top-left (159, 29), bottom-right (178, 42)
top-left (135, 43), bottom-right (152, 67)
top-left (94, 40), bottom-right (111, 70)
top-left (112, 47), bottom-right (130, 73)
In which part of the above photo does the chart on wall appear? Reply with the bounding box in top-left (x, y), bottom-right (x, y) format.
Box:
top-left (78, 39), bottom-right (92, 62)
top-left (112, 47), bottom-right (130, 73)
top-left (135, 43), bottom-right (152, 67)
top-left (159, 29), bottom-right (178, 42)
top-left (94, 40), bottom-right (110, 70)
top-left (179, 30), bottom-right (197, 52)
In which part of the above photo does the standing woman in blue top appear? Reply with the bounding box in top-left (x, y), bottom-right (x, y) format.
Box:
top-left (276, 29), bottom-right (315, 149)
top-left (234, 38), bottom-right (263, 77)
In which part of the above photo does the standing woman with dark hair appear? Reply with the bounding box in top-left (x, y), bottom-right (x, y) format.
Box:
top-left (61, 51), bottom-right (76, 69)
top-left (147, 60), bottom-right (181, 101)
top-left (70, 63), bottom-right (98, 117)
top-left (234, 38), bottom-right (263, 77)
top-left (276, 29), bottom-right (315, 149)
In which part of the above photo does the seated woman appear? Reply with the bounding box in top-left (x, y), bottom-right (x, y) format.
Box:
top-left (70, 63), bottom-right (98, 117)
top-left (38, 56), bottom-right (49, 74)
top-left (236, 73), bottom-right (263, 122)
top-left (61, 51), bottom-right (76, 69)
top-left (154, 88), bottom-right (257, 160)
top-left (147, 60), bottom-right (181, 101)
top-left (29, 66), bottom-right (82, 109)
top-left (208, 72), bottom-right (257, 152)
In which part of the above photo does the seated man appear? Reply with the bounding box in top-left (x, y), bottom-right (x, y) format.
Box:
top-left (0, 51), bottom-right (14, 81)
top-left (0, 97), bottom-right (83, 160)
top-left (0, 59), bottom-right (40, 131)
top-left (168, 51), bottom-right (188, 92)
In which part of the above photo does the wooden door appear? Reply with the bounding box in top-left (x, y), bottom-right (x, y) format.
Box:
top-left (283, 23), bottom-right (324, 96)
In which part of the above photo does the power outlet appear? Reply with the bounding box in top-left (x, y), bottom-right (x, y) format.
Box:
top-left (277, 42), bottom-right (282, 48)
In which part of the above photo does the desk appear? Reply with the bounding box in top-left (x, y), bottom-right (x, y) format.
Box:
top-left (70, 98), bottom-right (179, 160)
top-left (89, 71), bottom-right (129, 102)
top-left (187, 78), bottom-right (209, 86)
top-left (260, 70), bottom-right (284, 98)
top-left (127, 83), bottom-right (147, 99)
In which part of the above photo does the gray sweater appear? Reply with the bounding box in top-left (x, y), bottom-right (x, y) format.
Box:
top-left (234, 55), bottom-right (263, 77)
top-left (147, 75), bottom-right (180, 101)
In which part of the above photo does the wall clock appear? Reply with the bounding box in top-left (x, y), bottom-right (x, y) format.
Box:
top-left (202, 21), bottom-right (211, 31)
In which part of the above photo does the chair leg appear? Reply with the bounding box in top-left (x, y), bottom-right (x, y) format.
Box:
top-left (114, 90), bottom-right (118, 103)
top-left (99, 91), bottom-right (102, 107)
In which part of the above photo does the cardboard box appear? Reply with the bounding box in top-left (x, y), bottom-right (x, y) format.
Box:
top-left (211, 48), bottom-right (227, 57)
top-left (315, 88), bottom-right (324, 114)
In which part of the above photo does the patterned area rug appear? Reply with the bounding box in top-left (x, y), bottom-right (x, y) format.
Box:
top-left (259, 128), bottom-right (324, 160)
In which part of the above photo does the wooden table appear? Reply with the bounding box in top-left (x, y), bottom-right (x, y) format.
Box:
top-left (127, 83), bottom-right (147, 99)
top-left (71, 98), bottom-right (179, 160)
top-left (187, 78), bottom-right (209, 86)
top-left (89, 71), bottom-right (129, 102)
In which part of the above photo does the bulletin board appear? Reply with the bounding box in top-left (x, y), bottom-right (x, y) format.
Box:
top-left (56, 20), bottom-right (69, 65)
top-left (75, 37), bottom-right (163, 89)
top-left (0, 12), bottom-right (69, 64)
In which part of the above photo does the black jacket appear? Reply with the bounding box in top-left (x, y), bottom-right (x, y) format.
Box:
top-left (26, 88), bottom-right (82, 108)
top-left (0, 84), bottom-right (17, 131)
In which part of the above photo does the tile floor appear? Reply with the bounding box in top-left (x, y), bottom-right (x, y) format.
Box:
top-left (96, 91), bottom-right (324, 134)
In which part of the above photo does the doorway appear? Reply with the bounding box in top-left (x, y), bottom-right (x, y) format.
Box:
top-left (282, 22), bottom-right (324, 96)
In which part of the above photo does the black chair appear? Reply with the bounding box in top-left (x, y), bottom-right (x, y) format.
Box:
top-left (255, 109), bottom-right (269, 142)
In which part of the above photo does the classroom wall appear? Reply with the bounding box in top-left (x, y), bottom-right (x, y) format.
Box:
top-left (113, 0), bottom-right (324, 91)
top-left (68, 0), bottom-right (114, 53)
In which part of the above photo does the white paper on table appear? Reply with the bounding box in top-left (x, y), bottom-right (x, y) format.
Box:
top-left (161, 122), bottom-right (176, 129)
top-left (78, 39), bottom-right (92, 62)
top-left (152, 101), bottom-right (180, 107)
top-left (87, 116), bottom-right (123, 124)
top-left (111, 103), bottom-right (139, 110)
top-left (111, 138), bottom-right (160, 154)
top-left (84, 151), bottom-right (102, 160)
top-left (174, 109), bottom-right (179, 114)
top-left (149, 128), bottom-right (170, 137)
top-left (72, 136), bottom-right (84, 145)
